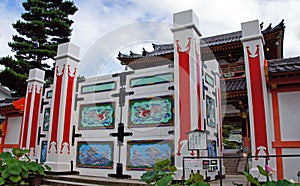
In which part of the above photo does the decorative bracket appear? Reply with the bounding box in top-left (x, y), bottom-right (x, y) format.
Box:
top-left (111, 87), bottom-right (134, 107)
top-left (110, 123), bottom-right (133, 144)
top-left (71, 125), bottom-right (82, 146)
top-left (37, 127), bottom-right (46, 145)
top-left (112, 71), bottom-right (134, 87)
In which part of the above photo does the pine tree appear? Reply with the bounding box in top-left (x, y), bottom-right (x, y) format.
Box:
top-left (0, 0), bottom-right (78, 96)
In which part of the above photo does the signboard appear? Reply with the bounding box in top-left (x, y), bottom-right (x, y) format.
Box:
top-left (184, 158), bottom-right (202, 169)
top-left (188, 130), bottom-right (207, 150)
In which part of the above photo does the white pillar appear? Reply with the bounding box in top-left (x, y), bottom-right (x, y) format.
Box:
top-left (21, 68), bottom-right (45, 159)
top-left (171, 9), bottom-right (203, 177)
top-left (241, 20), bottom-right (270, 180)
top-left (45, 43), bottom-right (80, 172)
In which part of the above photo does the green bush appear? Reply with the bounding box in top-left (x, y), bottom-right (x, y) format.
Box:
top-left (0, 148), bottom-right (51, 185)
top-left (141, 159), bottom-right (177, 186)
top-left (141, 158), bottom-right (210, 186)
top-left (233, 165), bottom-right (299, 186)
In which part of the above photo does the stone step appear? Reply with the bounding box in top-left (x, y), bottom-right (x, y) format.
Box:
top-left (44, 175), bottom-right (146, 186)
top-left (223, 152), bottom-right (246, 175)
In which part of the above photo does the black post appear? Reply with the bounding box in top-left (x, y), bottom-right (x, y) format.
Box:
top-left (219, 158), bottom-right (223, 186)
top-left (265, 156), bottom-right (269, 182)
top-left (182, 157), bottom-right (185, 181)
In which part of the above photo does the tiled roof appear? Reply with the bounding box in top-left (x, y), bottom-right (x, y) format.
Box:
top-left (201, 31), bottom-right (241, 47)
top-left (268, 56), bottom-right (300, 74)
top-left (0, 86), bottom-right (12, 98)
top-left (221, 78), bottom-right (247, 92)
top-left (118, 44), bottom-right (174, 59)
top-left (0, 98), bottom-right (19, 108)
top-left (118, 20), bottom-right (284, 59)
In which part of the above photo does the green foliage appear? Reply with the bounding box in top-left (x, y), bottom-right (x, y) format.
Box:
top-left (190, 182), bottom-right (210, 186)
top-left (141, 159), bottom-right (210, 186)
top-left (222, 139), bottom-right (240, 149)
top-left (0, 0), bottom-right (78, 96)
top-left (257, 165), bottom-right (268, 177)
top-left (184, 171), bottom-right (210, 186)
top-left (240, 165), bottom-right (299, 186)
top-left (243, 171), bottom-right (261, 186)
top-left (141, 159), bottom-right (177, 186)
top-left (0, 148), bottom-right (51, 185)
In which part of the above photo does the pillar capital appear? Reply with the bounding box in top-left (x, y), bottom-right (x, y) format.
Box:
top-left (171, 9), bottom-right (201, 37)
top-left (27, 68), bottom-right (45, 83)
top-left (55, 42), bottom-right (80, 62)
top-left (240, 20), bottom-right (264, 44)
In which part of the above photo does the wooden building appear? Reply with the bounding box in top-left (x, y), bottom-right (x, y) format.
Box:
top-left (117, 20), bottom-right (286, 151)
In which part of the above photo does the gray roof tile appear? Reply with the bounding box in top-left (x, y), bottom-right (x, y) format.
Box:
top-left (268, 56), bottom-right (300, 74)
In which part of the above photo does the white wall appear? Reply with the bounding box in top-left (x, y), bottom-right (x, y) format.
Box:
top-left (278, 91), bottom-right (300, 181)
top-left (4, 116), bottom-right (22, 144)
top-left (278, 91), bottom-right (300, 141)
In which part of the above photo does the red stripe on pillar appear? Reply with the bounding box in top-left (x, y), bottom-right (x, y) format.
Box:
top-left (176, 38), bottom-right (191, 156)
top-left (49, 65), bottom-right (65, 153)
top-left (61, 65), bottom-right (76, 154)
top-left (30, 86), bottom-right (42, 155)
top-left (22, 85), bottom-right (33, 148)
top-left (247, 45), bottom-right (269, 158)
top-left (195, 42), bottom-right (202, 130)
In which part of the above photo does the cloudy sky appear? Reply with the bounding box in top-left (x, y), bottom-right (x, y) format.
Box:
top-left (0, 0), bottom-right (300, 77)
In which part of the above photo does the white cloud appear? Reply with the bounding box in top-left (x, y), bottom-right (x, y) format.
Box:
top-left (1, 0), bottom-right (300, 74)
top-left (78, 21), bottom-right (173, 77)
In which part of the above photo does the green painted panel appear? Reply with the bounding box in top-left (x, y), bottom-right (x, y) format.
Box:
top-left (205, 73), bottom-right (214, 86)
top-left (81, 82), bottom-right (116, 94)
top-left (130, 73), bottom-right (173, 87)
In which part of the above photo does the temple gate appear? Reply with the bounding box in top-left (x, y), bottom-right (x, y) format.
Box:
top-left (23, 9), bottom-right (222, 181)
top-left (72, 65), bottom-right (175, 179)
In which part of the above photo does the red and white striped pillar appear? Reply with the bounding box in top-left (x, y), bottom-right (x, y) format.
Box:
top-left (241, 20), bottom-right (271, 178)
top-left (45, 43), bottom-right (80, 172)
top-left (21, 68), bottom-right (45, 159)
top-left (171, 9), bottom-right (203, 172)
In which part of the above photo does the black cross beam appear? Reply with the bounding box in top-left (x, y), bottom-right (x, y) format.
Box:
top-left (109, 123), bottom-right (132, 179)
top-left (110, 123), bottom-right (133, 144)
top-left (108, 163), bottom-right (131, 179)
top-left (111, 87), bottom-right (134, 107)
top-left (40, 98), bottom-right (49, 113)
top-left (112, 71), bottom-right (134, 87)
top-left (72, 125), bottom-right (82, 146)
top-left (109, 83), bottom-right (133, 179)
top-left (37, 127), bottom-right (46, 145)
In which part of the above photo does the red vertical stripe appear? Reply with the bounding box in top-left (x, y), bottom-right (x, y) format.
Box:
top-left (30, 86), bottom-right (42, 155)
top-left (49, 65), bottom-right (65, 153)
top-left (61, 66), bottom-right (76, 154)
top-left (195, 43), bottom-right (202, 130)
top-left (247, 45), bottom-right (269, 157)
top-left (22, 86), bottom-right (33, 148)
top-left (271, 91), bottom-right (284, 179)
top-left (176, 38), bottom-right (191, 155)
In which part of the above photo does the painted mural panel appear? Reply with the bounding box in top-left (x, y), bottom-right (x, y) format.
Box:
top-left (40, 141), bottom-right (48, 163)
top-left (76, 141), bottom-right (114, 169)
top-left (79, 102), bottom-right (115, 129)
top-left (206, 95), bottom-right (215, 127)
top-left (128, 95), bottom-right (174, 128)
top-left (43, 107), bottom-right (50, 131)
top-left (207, 140), bottom-right (217, 157)
top-left (127, 140), bottom-right (174, 171)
